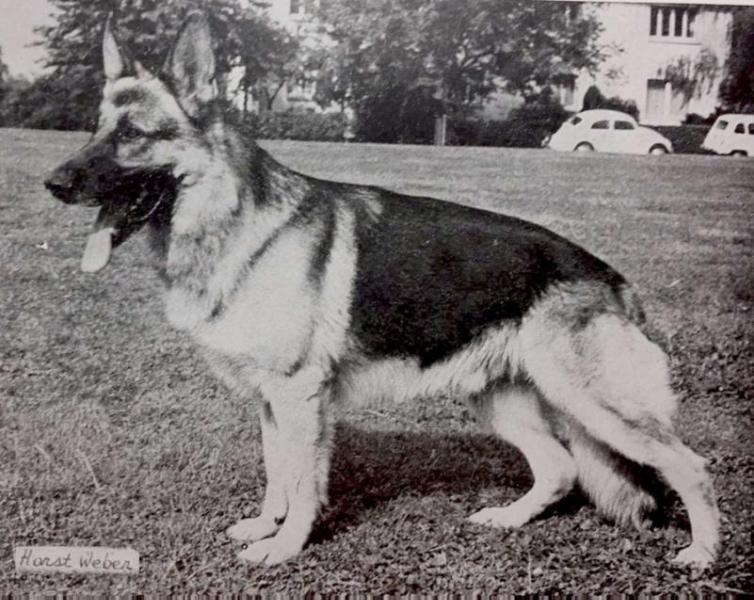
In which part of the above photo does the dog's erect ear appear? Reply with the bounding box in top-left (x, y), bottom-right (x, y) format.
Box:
top-left (163, 12), bottom-right (217, 117)
top-left (103, 14), bottom-right (132, 81)
top-left (103, 15), bottom-right (153, 81)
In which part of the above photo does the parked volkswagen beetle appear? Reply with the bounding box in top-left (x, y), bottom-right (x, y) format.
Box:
top-left (546, 109), bottom-right (673, 155)
top-left (702, 114), bottom-right (754, 157)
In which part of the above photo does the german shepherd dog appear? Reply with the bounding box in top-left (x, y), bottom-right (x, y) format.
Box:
top-left (45, 14), bottom-right (720, 568)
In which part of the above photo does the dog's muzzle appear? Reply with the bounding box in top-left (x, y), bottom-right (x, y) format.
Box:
top-left (46, 153), bottom-right (176, 273)
top-left (44, 165), bottom-right (100, 206)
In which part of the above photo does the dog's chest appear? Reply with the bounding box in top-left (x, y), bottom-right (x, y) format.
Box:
top-left (167, 229), bottom-right (318, 372)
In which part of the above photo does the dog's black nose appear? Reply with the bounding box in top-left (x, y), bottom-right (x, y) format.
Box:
top-left (44, 168), bottom-right (77, 202)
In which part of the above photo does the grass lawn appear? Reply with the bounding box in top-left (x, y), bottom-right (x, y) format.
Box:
top-left (0, 127), bottom-right (752, 595)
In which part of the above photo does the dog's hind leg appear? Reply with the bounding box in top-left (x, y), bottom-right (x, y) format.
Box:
top-left (237, 368), bottom-right (332, 565)
top-left (469, 385), bottom-right (577, 528)
top-left (521, 311), bottom-right (720, 568)
top-left (227, 400), bottom-right (288, 543)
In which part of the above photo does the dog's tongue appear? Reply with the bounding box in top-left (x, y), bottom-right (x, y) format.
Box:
top-left (81, 227), bottom-right (114, 272)
top-left (80, 206), bottom-right (119, 273)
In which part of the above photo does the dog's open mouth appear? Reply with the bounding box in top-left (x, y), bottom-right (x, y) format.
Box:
top-left (80, 171), bottom-right (174, 273)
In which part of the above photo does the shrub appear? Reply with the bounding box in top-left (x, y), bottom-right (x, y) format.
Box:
top-left (449, 93), bottom-right (568, 148)
top-left (503, 94), bottom-right (570, 147)
top-left (353, 87), bottom-right (439, 144)
top-left (684, 112), bottom-right (719, 126)
top-left (654, 125), bottom-right (711, 154)
top-left (241, 110), bottom-right (349, 142)
top-left (582, 84), bottom-right (639, 120)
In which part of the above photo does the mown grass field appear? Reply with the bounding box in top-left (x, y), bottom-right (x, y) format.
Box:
top-left (0, 127), bottom-right (752, 595)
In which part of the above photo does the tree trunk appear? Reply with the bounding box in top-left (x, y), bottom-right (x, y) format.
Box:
top-left (433, 113), bottom-right (447, 146)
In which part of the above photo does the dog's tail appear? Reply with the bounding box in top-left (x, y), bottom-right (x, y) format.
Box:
top-left (520, 281), bottom-right (662, 528)
top-left (567, 424), bottom-right (659, 529)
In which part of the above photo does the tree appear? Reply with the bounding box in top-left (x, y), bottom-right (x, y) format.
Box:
top-left (0, 46), bottom-right (9, 85)
top-left (29, 0), bottom-right (296, 130)
top-left (720, 6), bottom-right (754, 112)
top-left (582, 84), bottom-right (639, 120)
top-left (235, 9), bottom-right (299, 113)
top-left (315, 0), bottom-right (604, 143)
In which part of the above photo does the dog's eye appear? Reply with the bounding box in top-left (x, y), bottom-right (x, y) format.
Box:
top-left (117, 123), bottom-right (146, 142)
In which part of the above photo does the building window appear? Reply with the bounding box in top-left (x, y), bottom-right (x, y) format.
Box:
top-left (650, 6), bottom-right (697, 39)
top-left (290, 0), bottom-right (303, 15)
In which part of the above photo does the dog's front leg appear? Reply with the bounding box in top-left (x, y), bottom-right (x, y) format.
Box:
top-left (237, 369), bottom-right (332, 565)
top-left (227, 399), bottom-right (289, 543)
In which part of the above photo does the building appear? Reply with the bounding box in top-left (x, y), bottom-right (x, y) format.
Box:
top-left (242, 1), bottom-right (735, 126)
top-left (236, 0), bottom-right (330, 113)
top-left (561, 2), bottom-right (733, 125)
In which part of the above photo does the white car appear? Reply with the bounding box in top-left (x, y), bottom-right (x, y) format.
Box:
top-left (702, 114), bottom-right (754, 157)
top-left (546, 109), bottom-right (673, 155)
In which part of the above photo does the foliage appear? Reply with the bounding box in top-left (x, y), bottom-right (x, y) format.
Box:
top-left (0, 75), bottom-right (77, 130)
top-left (353, 86), bottom-right (440, 144)
top-left (240, 110), bottom-right (348, 142)
top-left (720, 6), bottom-right (754, 112)
top-left (663, 48), bottom-right (720, 101)
top-left (450, 92), bottom-right (568, 148)
top-left (654, 125), bottom-right (711, 155)
top-left (582, 85), bottom-right (639, 120)
top-left (502, 91), bottom-right (570, 147)
top-left (0, 46), bottom-right (9, 85)
top-left (0, 45), bottom-right (12, 120)
top-left (5, 0), bottom-right (295, 130)
top-left (315, 0), bottom-right (603, 143)
top-left (234, 7), bottom-right (300, 113)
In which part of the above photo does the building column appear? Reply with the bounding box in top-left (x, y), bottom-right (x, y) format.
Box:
top-left (669, 8), bottom-right (676, 36)
top-left (664, 81), bottom-right (673, 124)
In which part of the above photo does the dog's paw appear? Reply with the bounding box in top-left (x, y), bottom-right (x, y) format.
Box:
top-left (226, 517), bottom-right (280, 542)
top-left (237, 536), bottom-right (301, 566)
top-left (672, 544), bottom-right (715, 570)
top-left (468, 505), bottom-right (531, 529)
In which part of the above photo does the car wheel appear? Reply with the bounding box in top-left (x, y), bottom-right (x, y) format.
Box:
top-left (730, 150), bottom-right (748, 157)
top-left (574, 142), bottom-right (593, 152)
top-left (649, 144), bottom-right (669, 155)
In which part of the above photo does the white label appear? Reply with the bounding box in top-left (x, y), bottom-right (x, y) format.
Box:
top-left (14, 546), bottom-right (139, 575)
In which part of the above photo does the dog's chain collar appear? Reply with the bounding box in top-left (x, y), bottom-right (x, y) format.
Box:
top-left (127, 189), bottom-right (168, 225)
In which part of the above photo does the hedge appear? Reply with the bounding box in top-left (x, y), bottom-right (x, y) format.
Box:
top-left (653, 125), bottom-right (712, 154)
top-left (241, 111), bottom-right (349, 142)
top-left (449, 98), bottom-right (569, 148)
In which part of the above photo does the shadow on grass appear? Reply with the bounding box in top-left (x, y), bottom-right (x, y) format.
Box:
top-left (310, 424), bottom-right (589, 544)
top-left (310, 423), bottom-right (685, 546)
